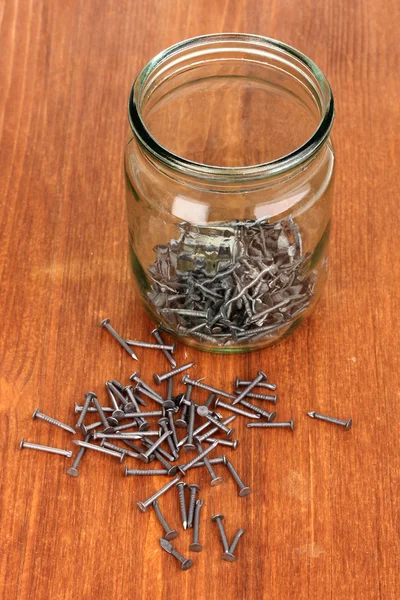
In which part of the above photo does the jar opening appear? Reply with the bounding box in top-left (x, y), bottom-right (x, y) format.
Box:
top-left (129, 34), bottom-right (334, 181)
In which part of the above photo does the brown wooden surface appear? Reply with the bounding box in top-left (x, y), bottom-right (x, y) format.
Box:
top-left (1, 1), bottom-right (399, 598)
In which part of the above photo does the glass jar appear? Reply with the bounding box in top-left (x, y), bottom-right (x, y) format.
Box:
top-left (125, 34), bottom-right (335, 353)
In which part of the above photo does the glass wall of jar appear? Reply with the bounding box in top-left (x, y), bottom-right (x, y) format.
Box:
top-left (125, 34), bottom-right (335, 353)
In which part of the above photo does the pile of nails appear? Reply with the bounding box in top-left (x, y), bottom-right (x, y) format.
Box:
top-left (19, 318), bottom-right (352, 571)
top-left (147, 217), bottom-right (317, 347)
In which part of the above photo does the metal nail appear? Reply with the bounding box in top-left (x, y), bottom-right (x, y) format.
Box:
top-left (235, 389), bottom-right (278, 404)
top-left (176, 481), bottom-right (188, 529)
top-left (75, 392), bottom-right (95, 429)
top-left (187, 484), bottom-right (200, 528)
top-left (194, 415), bottom-right (237, 444)
top-left (189, 499), bottom-right (203, 552)
top-left (229, 528), bottom-right (244, 555)
top-left (215, 398), bottom-right (260, 419)
top-left (182, 375), bottom-right (235, 400)
top-left (101, 439), bottom-right (139, 459)
top-left (32, 408), bottom-right (76, 434)
top-left (67, 433), bottom-right (91, 476)
top-left (246, 419), bottom-right (294, 430)
top-left (224, 458), bottom-right (251, 497)
top-left (20, 438), bottom-right (72, 458)
top-left (154, 362), bottom-right (194, 385)
top-left (126, 467), bottom-right (168, 476)
top-left (307, 411), bottom-right (352, 430)
top-left (237, 399), bottom-right (276, 421)
top-left (151, 328), bottom-right (177, 368)
top-left (159, 538), bottom-right (193, 570)
top-left (183, 402), bottom-right (196, 451)
top-left (231, 371), bottom-right (267, 405)
top-left (211, 514), bottom-right (229, 553)
top-left (153, 500), bottom-right (178, 540)
top-left (99, 318), bottom-right (138, 360)
top-left (235, 377), bottom-right (277, 391)
top-left (72, 440), bottom-right (125, 461)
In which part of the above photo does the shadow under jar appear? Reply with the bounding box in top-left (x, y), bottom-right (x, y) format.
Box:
top-left (125, 34), bottom-right (335, 353)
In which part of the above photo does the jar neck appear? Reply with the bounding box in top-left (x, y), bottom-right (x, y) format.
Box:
top-left (129, 34), bottom-right (334, 185)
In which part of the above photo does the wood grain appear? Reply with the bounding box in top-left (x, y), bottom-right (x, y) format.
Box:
top-left (1, 1), bottom-right (399, 598)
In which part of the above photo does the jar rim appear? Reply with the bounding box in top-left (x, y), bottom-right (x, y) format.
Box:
top-left (128, 33), bottom-right (334, 182)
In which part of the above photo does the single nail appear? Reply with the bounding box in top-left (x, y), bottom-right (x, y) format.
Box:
top-left (67, 433), bottom-right (91, 476)
top-left (176, 481), bottom-right (188, 529)
top-left (125, 339), bottom-right (176, 352)
top-left (151, 328), bottom-right (177, 368)
top-left (235, 377), bottom-right (277, 391)
top-left (101, 439), bottom-right (139, 459)
top-left (20, 438), bottom-right (72, 458)
top-left (153, 500), bottom-right (178, 540)
top-left (93, 431), bottom-right (159, 440)
top-left (215, 398), bottom-right (260, 419)
top-left (246, 419), bottom-right (294, 430)
top-left (99, 318), bottom-right (138, 360)
top-left (307, 411), bottom-right (352, 430)
top-left (203, 437), bottom-right (239, 449)
top-left (137, 475), bottom-right (182, 512)
top-left (74, 403), bottom-right (113, 414)
top-left (178, 441), bottom-right (219, 475)
top-left (189, 499), bottom-right (203, 552)
top-left (182, 375), bottom-right (235, 400)
top-left (183, 402), bottom-right (196, 451)
top-left (159, 538), bottom-right (193, 570)
top-left (195, 415), bottom-right (237, 444)
top-left (235, 389), bottom-right (279, 404)
top-left (211, 514), bottom-right (229, 552)
top-left (166, 377), bottom-right (173, 401)
top-left (231, 371), bottom-right (267, 405)
top-left (126, 467), bottom-right (168, 476)
top-left (195, 440), bottom-right (223, 486)
top-left (229, 528), bottom-right (245, 555)
top-left (75, 392), bottom-right (95, 429)
top-left (159, 417), bottom-right (179, 458)
top-left (154, 362), bottom-right (194, 385)
top-left (224, 458), bottom-right (251, 497)
top-left (72, 440), bottom-right (125, 461)
top-left (237, 399), bottom-right (276, 421)
top-left (32, 408), bottom-right (76, 434)
top-left (165, 409), bottom-right (179, 451)
top-left (91, 394), bottom-right (114, 432)
top-left (187, 484), bottom-right (200, 528)
top-left (196, 406), bottom-right (235, 437)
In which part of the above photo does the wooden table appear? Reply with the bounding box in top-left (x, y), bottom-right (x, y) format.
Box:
top-left (1, 1), bottom-right (399, 598)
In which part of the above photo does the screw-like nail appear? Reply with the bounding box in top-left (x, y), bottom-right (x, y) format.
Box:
top-left (183, 402), bottom-right (196, 451)
top-left (93, 431), bottom-right (159, 440)
top-left (215, 398), bottom-right (260, 419)
top-left (125, 339), bottom-right (176, 352)
top-left (235, 389), bottom-right (279, 404)
top-left (137, 430), bottom-right (173, 463)
top-left (182, 375), bottom-right (235, 400)
top-left (197, 406), bottom-right (235, 437)
top-left (231, 371), bottom-right (267, 406)
top-left (224, 458), bottom-right (251, 497)
top-left (307, 411), bottom-right (352, 430)
top-left (67, 433), bottom-right (91, 476)
top-left (20, 438), bottom-right (72, 458)
top-left (151, 328), bottom-right (177, 368)
top-left (75, 392), bottom-right (95, 429)
top-left (203, 437), bottom-right (239, 449)
top-left (187, 484), bottom-right (200, 528)
top-left (99, 318), bottom-right (138, 360)
top-left (188, 456), bottom-right (226, 469)
top-left (235, 377), bottom-right (277, 391)
top-left (126, 467), bottom-right (168, 476)
top-left (129, 372), bottom-right (163, 401)
top-left (195, 415), bottom-right (237, 444)
top-left (137, 475), bottom-right (182, 512)
top-left (101, 439), bottom-right (139, 459)
top-left (246, 419), bottom-right (294, 430)
top-left (166, 377), bottom-right (173, 401)
top-left (91, 393), bottom-right (114, 433)
top-left (176, 481), bottom-right (188, 529)
top-left (229, 528), bottom-right (245, 555)
top-left (153, 500), bottom-right (178, 540)
top-left (211, 514), bottom-right (229, 552)
top-left (154, 362), bottom-right (194, 385)
top-left (159, 538), bottom-right (193, 570)
top-left (32, 408), bottom-right (76, 434)
top-left (195, 440), bottom-right (223, 486)
top-left (237, 399), bottom-right (276, 421)
top-left (189, 499), bottom-right (203, 552)
top-left (159, 417), bottom-right (179, 459)
top-left (74, 403), bottom-right (114, 414)
top-left (178, 441), bottom-right (219, 475)
top-left (72, 440), bottom-right (125, 462)
top-left (165, 410), bottom-right (179, 451)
